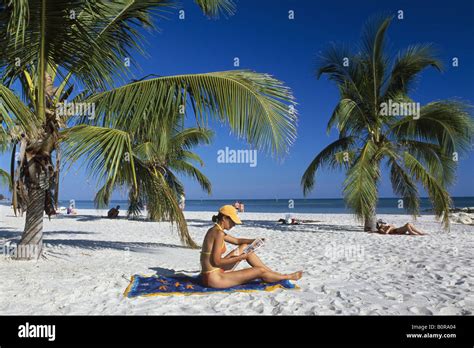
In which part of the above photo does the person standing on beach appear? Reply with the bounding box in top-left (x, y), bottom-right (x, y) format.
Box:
top-left (178, 193), bottom-right (185, 210)
top-left (233, 201), bottom-right (240, 211)
top-left (200, 205), bottom-right (303, 288)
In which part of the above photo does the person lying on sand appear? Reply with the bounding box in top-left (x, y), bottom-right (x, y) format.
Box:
top-left (277, 217), bottom-right (320, 225)
top-left (374, 220), bottom-right (427, 235)
top-left (200, 205), bottom-right (303, 288)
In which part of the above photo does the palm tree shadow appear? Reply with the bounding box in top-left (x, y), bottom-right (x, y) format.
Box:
top-left (0, 227), bottom-right (20, 243)
top-left (186, 218), bottom-right (364, 233)
top-left (44, 238), bottom-right (192, 252)
top-left (56, 214), bottom-right (117, 222)
top-left (238, 220), bottom-right (364, 233)
top-left (185, 218), bottom-right (211, 228)
top-left (148, 266), bottom-right (200, 277)
top-left (71, 215), bottom-right (104, 222)
top-left (0, 228), bottom-right (96, 241)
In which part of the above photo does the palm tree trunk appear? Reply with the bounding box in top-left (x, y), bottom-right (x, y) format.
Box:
top-left (17, 183), bottom-right (45, 260)
top-left (54, 146), bottom-right (60, 210)
top-left (364, 209), bottom-right (377, 232)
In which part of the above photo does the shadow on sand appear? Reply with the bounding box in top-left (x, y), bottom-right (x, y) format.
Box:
top-left (43, 239), bottom-right (192, 253)
top-left (0, 228), bottom-right (97, 240)
top-left (186, 218), bottom-right (364, 233)
top-left (148, 266), bottom-right (200, 277)
top-left (0, 227), bottom-right (192, 253)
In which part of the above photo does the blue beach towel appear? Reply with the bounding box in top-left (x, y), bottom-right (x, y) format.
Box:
top-left (124, 274), bottom-right (299, 298)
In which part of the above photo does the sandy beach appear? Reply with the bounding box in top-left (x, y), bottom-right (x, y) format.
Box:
top-left (0, 204), bottom-right (472, 315)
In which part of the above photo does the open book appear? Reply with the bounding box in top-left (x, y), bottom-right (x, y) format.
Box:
top-left (231, 238), bottom-right (265, 271)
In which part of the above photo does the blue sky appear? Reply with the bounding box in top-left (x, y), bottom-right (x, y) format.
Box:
top-left (1, 0), bottom-right (473, 200)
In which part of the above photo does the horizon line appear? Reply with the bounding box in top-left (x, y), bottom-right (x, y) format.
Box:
top-left (51, 196), bottom-right (474, 201)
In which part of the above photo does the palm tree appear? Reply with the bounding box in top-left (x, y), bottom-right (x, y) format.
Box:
top-left (301, 15), bottom-right (473, 231)
top-left (0, 0), bottom-right (297, 259)
top-left (126, 124), bottom-right (214, 223)
top-left (63, 114), bottom-right (214, 248)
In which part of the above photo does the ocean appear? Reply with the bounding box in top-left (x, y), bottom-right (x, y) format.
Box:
top-left (57, 197), bottom-right (474, 215)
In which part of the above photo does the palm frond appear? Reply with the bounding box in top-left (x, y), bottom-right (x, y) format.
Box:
top-left (390, 101), bottom-right (473, 155)
top-left (342, 140), bottom-right (380, 221)
top-left (169, 159), bottom-right (212, 194)
top-left (0, 0), bottom-right (173, 91)
top-left (133, 141), bottom-right (159, 162)
top-left (301, 136), bottom-right (356, 195)
top-left (94, 178), bottom-right (115, 209)
top-left (180, 150), bottom-right (205, 166)
top-left (84, 70), bottom-right (297, 155)
top-left (194, 0), bottom-right (235, 18)
top-left (403, 152), bottom-right (452, 228)
top-left (61, 125), bottom-right (137, 191)
top-left (326, 98), bottom-right (366, 136)
top-left (0, 167), bottom-right (11, 189)
top-left (138, 162), bottom-right (198, 248)
top-left (383, 44), bottom-right (442, 97)
top-left (387, 155), bottom-right (420, 216)
top-left (360, 14), bottom-right (392, 109)
top-left (0, 84), bottom-right (38, 137)
top-left (401, 140), bottom-right (456, 186)
top-left (170, 127), bottom-right (214, 151)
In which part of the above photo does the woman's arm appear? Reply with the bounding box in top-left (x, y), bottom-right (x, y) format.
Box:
top-left (212, 233), bottom-right (251, 267)
top-left (224, 234), bottom-right (254, 245)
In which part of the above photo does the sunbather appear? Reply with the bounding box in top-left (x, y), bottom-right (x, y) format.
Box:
top-left (374, 220), bottom-right (427, 235)
top-left (277, 217), bottom-right (319, 225)
top-left (200, 205), bottom-right (303, 288)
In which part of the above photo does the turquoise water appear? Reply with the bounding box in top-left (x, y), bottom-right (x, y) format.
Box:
top-left (58, 197), bottom-right (474, 214)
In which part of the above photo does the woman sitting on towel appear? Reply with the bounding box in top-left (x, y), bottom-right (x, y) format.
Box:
top-left (200, 205), bottom-right (303, 288)
top-left (375, 220), bottom-right (427, 235)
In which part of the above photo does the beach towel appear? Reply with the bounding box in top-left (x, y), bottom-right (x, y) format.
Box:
top-left (124, 274), bottom-right (299, 298)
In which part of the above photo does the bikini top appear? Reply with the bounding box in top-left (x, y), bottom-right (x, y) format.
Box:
top-left (201, 223), bottom-right (226, 255)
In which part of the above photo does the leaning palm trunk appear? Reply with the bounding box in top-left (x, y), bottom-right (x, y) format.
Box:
top-left (15, 72), bottom-right (58, 259)
top-left (16, 148), bottom-right (56, 259)
top-left (53, 145), bottom-right (61, 210)
top-left (17, 172), bottom-right (46, 260)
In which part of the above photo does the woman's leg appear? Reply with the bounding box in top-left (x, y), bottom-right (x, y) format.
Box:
top-left (212, 267), bottom-right (302, 289)
top-left (224, 244), bottom-right (273, 272)
top-left (246, 252), bottom-right (273, 272)
top-left (407, 223), bottom-right (426, 235)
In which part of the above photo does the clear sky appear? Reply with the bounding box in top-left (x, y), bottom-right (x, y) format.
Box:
top-left (1, 0), bottom-right (473, 201)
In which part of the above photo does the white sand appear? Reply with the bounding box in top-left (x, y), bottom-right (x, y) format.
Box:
top-left (0, 204), bottom-right (473, 315)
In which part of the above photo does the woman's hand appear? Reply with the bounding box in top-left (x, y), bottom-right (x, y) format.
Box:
top-left (238, 251), bottom-right (254, 261)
